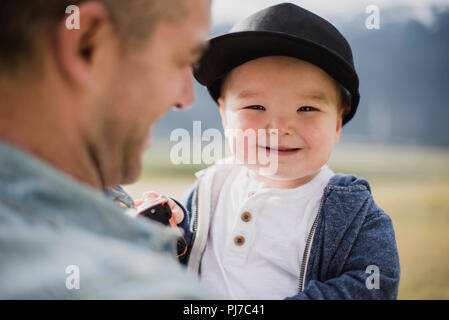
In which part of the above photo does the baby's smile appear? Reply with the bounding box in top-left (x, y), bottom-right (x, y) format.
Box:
top-left (257, 144), bottom-right (302, 156)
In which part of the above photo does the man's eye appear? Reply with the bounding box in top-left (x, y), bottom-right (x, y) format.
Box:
top-left (245, 105), bottom-right (266, 111)
top-left (298, 106), bottom-right (317, 112)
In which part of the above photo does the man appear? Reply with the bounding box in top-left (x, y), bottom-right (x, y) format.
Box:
top-left (0, 0), bottom-right (211, 298)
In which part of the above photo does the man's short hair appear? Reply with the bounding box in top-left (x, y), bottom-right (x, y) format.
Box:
top-left (0, 0), bottom-right (184, 73)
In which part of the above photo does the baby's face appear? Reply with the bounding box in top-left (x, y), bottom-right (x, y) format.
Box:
top-left (218, 56), bottom-right (343, 188)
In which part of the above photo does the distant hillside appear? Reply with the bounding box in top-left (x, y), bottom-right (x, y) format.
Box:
top-left (152, 7), bottom-right (449, 147)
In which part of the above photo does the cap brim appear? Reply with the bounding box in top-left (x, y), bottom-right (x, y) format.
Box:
top-left (194, 31), bottom-right (360, 125)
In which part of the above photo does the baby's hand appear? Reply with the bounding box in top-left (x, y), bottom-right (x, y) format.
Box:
top-left (134, 191), bottom-right (184, 225)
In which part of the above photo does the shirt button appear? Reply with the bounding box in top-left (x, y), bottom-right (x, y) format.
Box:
top-left (234, 235), bottom-right (245, 246)
top-left (241, 211), bottom-right (252, 222)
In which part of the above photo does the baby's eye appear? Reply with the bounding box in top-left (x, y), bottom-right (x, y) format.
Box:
top-left (297, 106), bottom-right (317, 112)
top-left (245, 105), bottom-right (266, 111)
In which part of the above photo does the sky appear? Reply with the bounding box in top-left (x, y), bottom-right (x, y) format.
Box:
top-left (211, 0), bottom-right (449, 28)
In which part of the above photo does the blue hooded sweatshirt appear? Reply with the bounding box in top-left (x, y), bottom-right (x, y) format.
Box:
top-left (178, 164), bottom-right (401, 300)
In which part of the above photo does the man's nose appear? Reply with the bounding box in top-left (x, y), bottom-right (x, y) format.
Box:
top-left (174, 68), bottom-right (195, 111)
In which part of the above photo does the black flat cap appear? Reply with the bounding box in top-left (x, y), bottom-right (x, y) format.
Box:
top-left (194, 2), bottom-right (360, 125)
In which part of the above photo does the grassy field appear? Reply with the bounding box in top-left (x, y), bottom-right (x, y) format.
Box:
top-left (124, 143), bottom-right (449, 299)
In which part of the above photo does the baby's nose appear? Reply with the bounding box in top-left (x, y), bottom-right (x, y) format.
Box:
top-left (268, 116), bottom-right (294, 136)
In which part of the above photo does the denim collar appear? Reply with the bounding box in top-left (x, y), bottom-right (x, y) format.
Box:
top-left (0, 141), bottom-right (177, 252)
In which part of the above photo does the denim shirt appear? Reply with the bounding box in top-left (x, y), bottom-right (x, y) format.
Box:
top-left (0, 142), bottom-right (207, 299)
top-left (180, 164), bottom-right (401, 299)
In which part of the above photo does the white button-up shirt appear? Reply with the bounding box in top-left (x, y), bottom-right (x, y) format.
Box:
top-left (200, 164), bottom-right (335, 299)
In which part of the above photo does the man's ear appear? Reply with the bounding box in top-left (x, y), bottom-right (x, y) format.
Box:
top-left (55, 1), bottom-right (117, 88)
top-left (218, 97), bottom-right (228, 128)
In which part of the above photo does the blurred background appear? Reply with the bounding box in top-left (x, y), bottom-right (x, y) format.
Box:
top-left (124, 0), bottom-right (449, 299)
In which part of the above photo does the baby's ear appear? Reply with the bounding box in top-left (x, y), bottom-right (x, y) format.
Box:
top-left (218, 97), bottom-right (228, 128)
top-left (335, 109), bottom-right (344, 144)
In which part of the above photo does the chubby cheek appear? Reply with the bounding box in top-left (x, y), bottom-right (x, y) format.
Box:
top-left (224, 111), bottom-right (268, 146)
top-left (223, 111), bottom-right (269, 166)
top-left (300, 119), bottom-right (337, 164)
top-left (224, 110), bottom-right (261, 131)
